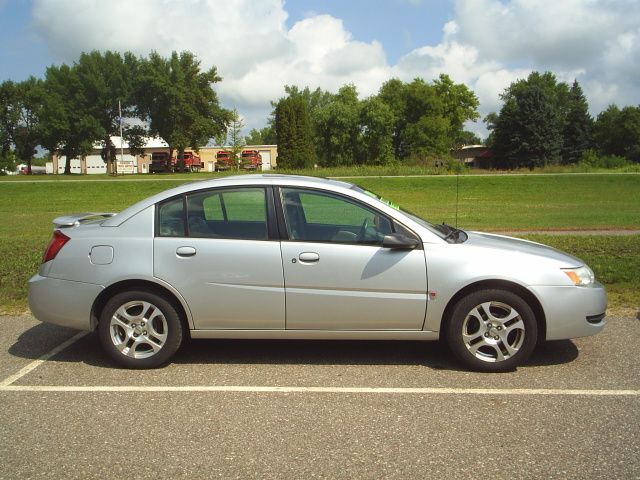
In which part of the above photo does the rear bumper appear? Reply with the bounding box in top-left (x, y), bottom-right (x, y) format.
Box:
top-left (28, 274), bottom-right (103, 331)
top-left (530, 283), bottom-right (607, 340)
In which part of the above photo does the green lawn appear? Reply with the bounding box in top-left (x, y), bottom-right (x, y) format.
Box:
top-left (1, 173), bottom-right (638, 313)
top-left (354, 174), bottom-right (640, 230)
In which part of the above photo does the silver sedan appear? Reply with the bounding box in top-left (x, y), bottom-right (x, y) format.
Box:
top-left (28, 175), bottom-right (607, 371)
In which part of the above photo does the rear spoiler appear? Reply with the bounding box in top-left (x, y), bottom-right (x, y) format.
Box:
top-left (52, 212), bottom-right (117, 229)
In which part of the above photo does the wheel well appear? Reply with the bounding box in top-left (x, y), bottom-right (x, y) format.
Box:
top-left (91, 280), bottom-right (190, 335)
top-left (441, 280), bottom-right (546, 342)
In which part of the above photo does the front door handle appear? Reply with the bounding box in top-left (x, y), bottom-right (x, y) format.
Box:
top-left (176, 246), bottom-right (197, 257)
top-left (298, 252), bottom-right (320, 263)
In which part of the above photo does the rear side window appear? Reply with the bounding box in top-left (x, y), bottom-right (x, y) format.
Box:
top-left (186, 188), bottom-right (268, 240)
top-left (158, 197), bottom-right (185, 237)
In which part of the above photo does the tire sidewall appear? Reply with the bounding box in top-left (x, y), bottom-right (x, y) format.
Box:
top-left (445, 289), bottom-right (538, 372)
top-left (98, 290), bottom-right (183, 369)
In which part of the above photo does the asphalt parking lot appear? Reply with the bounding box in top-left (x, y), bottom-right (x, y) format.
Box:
top-left (1, 313), bottom-right (638, 479)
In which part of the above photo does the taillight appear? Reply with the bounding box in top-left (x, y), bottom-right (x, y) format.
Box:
top-left (42, 230), bottom-right (70, 263)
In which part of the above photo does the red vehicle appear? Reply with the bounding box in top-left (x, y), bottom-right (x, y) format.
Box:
top-left (149, 152), bottom-right (171, 173)
top-left (172, 151), bottom-right (203, 172)
top-left (215, 150), bottom-right (236, 171)
top-left (240, 150), bottom-right (262, 170)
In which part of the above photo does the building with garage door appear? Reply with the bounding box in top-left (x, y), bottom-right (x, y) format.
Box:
top-left (48, 137), bottom-right (278, 174)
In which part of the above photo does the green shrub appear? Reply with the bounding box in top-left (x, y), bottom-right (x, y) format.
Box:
top-left (579, 149), bottom-right (631, 169)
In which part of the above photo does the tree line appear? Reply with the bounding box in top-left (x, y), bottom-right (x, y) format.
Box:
top-left (0, 50), bottom-right (228, 174)
top-left (485, 72), bottom-right (640, 168)
top-left (245, 75), bottom-right (481, 169)
top-left (1, 49), bottom-right (638, 174)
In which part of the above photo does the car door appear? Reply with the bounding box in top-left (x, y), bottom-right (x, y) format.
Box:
top-left (153, 186), bottom-right (285, 330)
top-left (278, 187), bottom-right (428, 330)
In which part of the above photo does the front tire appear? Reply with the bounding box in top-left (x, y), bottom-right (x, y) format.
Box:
top-left (98, 290), bottom-right (184, 369)
top-left (445, 289), bottom-right (537, 372)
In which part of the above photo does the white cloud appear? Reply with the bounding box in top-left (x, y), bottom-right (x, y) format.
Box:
top-left (451, 0), bottom-right (640, 118)
top-left (31, 0), bottom-right (640, 136)
top-left (32, 0), bottom-right (391, 129)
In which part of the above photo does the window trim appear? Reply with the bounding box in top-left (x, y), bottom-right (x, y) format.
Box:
top-left (155, 194), bottom-right (187, 238)
top-left (275, 186), bottom-right (422, 248)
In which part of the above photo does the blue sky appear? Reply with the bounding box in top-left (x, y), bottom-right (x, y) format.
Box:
top-left (1, 0), bottom-right (638, 136)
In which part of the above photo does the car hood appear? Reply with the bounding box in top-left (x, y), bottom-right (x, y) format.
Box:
top-left (463, 231), bottom-right (584, 267)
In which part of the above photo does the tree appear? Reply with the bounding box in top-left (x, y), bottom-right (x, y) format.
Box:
top-left (453, 130), bottom-right (482, 148)
top-left (136, 51), bottom-right (229, 160)
top-left (74, 51), bottom-right (146, 174)
top-left (377, 77), bottom-right (476, 159)
top-left (13, 77), bottom-right (45, 174)
top-left (357, 96), bottom-right (394, 165)
top-left (315, 84), bottom-right (361, 166)
top-left (0, 78), bottom-right (44, 174)
top-left (433, 73), bottom-right (480, 142)
top-left (275, 95), bottom-right (315, 168)
top-left (227, 108), bottom-right (245, 170)
top-left (488, 72), bottom-right (570, 168)
top-left (0, 149), bottom-right (17, 174)
top-left (40, 64), bottom-right (101, 174)
top-left (244, 126), bottom-right (275, 145)
top-left (0, 81), bottom-right (19, 160)
top-left (561, 80), bottom-right (593, 164)
top-left (594, 105), bottom-right (640, 162)
top-left (378, 78), bottom-right (406, 159)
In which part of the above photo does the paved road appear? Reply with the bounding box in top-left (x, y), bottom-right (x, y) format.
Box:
top-left (1, 314), bottom-right (638, 479)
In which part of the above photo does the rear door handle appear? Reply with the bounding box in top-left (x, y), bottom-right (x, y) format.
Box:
top-left (298, 252), bottom-right (320, 263)
top-left (176, 246), bottom-right (197, 257)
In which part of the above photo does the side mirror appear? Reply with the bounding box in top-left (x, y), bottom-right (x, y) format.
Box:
top-left (382, 233), bottom-right (419, 249)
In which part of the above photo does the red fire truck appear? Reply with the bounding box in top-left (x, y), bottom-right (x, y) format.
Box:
top-left (215, 150), bottom-right (236, 171)
top-left (240, 150), bottom-right (262, 170)
top-left (172, 151), bottom-right (203, 172)
top-left (149, 151), bottom-right (203, 173)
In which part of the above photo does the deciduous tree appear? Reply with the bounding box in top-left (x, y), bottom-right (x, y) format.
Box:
top-left (74, 51), bottom-right (146, 174)
top-left (594, 105), bottom-right (640, 162)
top-left (136, 51), bottom-right (229, 160)
top-left (40, 64), bottom-right (101, 174)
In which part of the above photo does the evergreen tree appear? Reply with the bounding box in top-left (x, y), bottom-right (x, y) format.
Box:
top-left (561, 80), bottom-right (593, 164)
top-left (275, 95), bottom-right (315, 168)
top-left (488, 72), bottom-right (568, 168)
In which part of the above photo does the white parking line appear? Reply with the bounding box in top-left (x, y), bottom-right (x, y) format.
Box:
top-left (0, 332), bottom-right (88, 387)
top-left (0, 385), bottom-right (638, 395)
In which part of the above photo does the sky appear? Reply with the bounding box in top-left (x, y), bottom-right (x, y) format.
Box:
top-left (0, 0), bottom-right (638, 138)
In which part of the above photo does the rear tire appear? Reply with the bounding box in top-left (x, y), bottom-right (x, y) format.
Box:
top-left (445, 289), bottom-right (537, 372)
top-left (98, 290), bottom-right (183, 369)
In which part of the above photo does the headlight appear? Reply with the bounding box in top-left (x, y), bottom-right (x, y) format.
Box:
top-left (562, 266), bottom-right (595, 286)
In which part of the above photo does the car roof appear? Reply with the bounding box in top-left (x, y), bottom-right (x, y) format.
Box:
top-left (102, 174), bottom-right (356, 227)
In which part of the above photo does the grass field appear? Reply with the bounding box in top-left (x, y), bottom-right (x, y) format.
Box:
top-left (1, 173), bottom-right (638, 314)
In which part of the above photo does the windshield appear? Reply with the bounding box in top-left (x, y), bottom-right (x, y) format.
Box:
top-left (350, 184), bottom-right (464, 241)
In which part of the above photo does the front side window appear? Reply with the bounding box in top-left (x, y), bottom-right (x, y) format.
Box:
top-left (281, 188), bottom-right (393, 244)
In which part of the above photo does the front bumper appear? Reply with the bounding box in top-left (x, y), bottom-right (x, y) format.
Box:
top-left (28, 274), bottom-right (103, 331)
top-left (530, 283), bottom-right (607, 340)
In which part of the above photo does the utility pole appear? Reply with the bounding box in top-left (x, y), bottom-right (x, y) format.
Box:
top-left (118, 100), bottom-right (124, 175)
